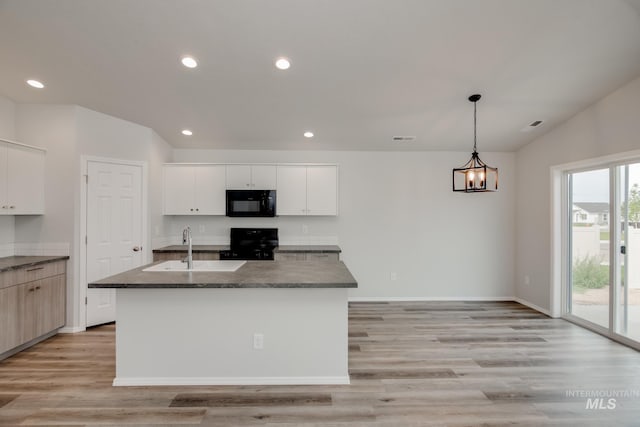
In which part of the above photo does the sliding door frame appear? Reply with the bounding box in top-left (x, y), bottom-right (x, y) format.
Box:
top-left (551, 149), bottom-right (640, 351)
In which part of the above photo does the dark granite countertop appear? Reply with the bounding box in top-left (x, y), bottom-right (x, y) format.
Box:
top-left (276, 245), bottom-right (341, 253)
top-left (0, 255), bottom-right (69, 273)
top-left (89, 260), bottom-right (357, 289)
top-left (152, 245), bottom-right (341, 253)
top-left (152, 245), bottom-right (229, 253)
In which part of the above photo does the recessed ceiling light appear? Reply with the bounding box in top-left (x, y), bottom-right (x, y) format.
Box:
top-left (26, 79), bottom-right (44, 89)
top-left (181, 129), bottom-right (193, 136)
top-left (303, 131), bottom-right (314, 138)
top-left (275, 57), bottom-right (291, 70)
top-left (181, 56), bottom-right (198, 69)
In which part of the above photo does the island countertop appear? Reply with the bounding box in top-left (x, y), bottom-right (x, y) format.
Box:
top-left (88, 260), bottom-right (357, 289)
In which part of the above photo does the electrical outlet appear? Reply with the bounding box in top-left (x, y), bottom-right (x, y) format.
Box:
top-left (154, 226), bottom-right (160, 236)
top-left (199, 224), bottom-right (205, 233)
top-left (524, 275), bottom-right (530, 286)
top-left (253, 333), bottom-right (264, 350)
top-left (302, 224), bottom-right (309, 234)
top-left (390, 272), bottom-right (397, 281)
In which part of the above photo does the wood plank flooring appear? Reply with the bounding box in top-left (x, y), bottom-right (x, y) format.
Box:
top-left (1, 301), bottom-right (639, 426)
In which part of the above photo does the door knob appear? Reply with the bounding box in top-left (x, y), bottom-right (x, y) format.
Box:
top-left (133, 246), bottom-right (142, 252)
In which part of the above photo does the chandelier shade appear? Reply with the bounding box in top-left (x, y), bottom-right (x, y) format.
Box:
top-left (452, 94), bottom-right (498, 192)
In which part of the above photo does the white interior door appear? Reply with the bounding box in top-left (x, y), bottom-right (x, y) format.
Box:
top-left (86, 161), bottom-right (143, 327)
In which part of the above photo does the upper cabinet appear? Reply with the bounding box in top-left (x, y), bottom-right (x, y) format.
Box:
top-left (0, 140), bottom-right (45, 215)
top-left (226, 165), bottom-right (276, 190)
top-left (162, 163), bottom-right (338, 216)
top-left (277, 165), bottom-right (338, 216)
top-left (163, 164), bottom-right (226, 215)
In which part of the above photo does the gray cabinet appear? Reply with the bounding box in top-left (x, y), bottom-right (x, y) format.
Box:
top-left (274, 252), bottom-right (339, 262)
top-left (0, 260), bottom-right (66, 357)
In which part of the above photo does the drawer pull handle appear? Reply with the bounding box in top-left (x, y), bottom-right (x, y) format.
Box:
top-left (29, 288), bottom-right (35, 292)
top-left (26, 267), bottom-right (45, 272)
top-left (35, 286), bottom-right (41, 290)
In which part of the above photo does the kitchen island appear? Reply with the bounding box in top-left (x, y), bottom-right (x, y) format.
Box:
top-left (89, 260), bottom-right (357, 386)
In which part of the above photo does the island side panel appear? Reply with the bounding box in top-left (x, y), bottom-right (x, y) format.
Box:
top-left (114, 288), bottom-right (349, 385)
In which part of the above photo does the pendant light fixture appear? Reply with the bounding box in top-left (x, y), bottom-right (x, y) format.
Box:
top-left (452, 94), bottom-right (498, 192)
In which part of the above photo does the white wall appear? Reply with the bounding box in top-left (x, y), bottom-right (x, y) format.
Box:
top-left (0, 95), bottom-right (17, 253)
top-left (171, 149), bottom-right (516, 299)
top-left (515, 74), bottom-right (640, 311)
top-left (14, 103), bottom-right (172, 330)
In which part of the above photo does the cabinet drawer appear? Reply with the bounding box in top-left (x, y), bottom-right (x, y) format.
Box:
top-left (306, 253), bottom-right (339, 262)
top-left (0, 260), bottom-right (66, 289)
top-left (274, 253), bottom-right (307, 261)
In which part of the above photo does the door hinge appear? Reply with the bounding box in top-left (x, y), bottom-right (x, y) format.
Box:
top-left (85, 296), bottom-right (88, 305)
top-left (84, 174), bottom-right (88, 183)
top-left (85, 235), bottom-right (88, 244)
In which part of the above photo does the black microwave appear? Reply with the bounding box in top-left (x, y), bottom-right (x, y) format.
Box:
top-left (226, 190), bottom-right (276, 217)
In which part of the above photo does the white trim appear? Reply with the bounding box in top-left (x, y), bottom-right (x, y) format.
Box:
top-left (348, 296), bottom-right (515, 302)
top-left (57, 326), bottom-right (86, 334)
top-left (79, 155), bottom-right (149, 330)
top-left (513, 297), bottom-right (552, 317)
top-left (0, 137), bottom-right (47, 152)
top-left (113, 376), bottom-right (351, 387)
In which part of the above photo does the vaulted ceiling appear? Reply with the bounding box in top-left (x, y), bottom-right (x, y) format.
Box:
top-left (1, 0), bottom-right (640, 151)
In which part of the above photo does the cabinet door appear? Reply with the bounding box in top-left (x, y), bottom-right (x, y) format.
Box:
top-left (194, 165), bottom-right (226, 215)
top-left (307, 166), bottom-right (338, 216)
top-left (163, 166), bottom-right (195, 214)
top-left (276, 166), bottom-right (307, 215)
top-left (0, 285), bottom-right (20, 353)
top-left (35, 275), bottom-right (66, 337)
top-left (0, 146), bottom-right (7, 215)
top-left (226, 165), bottom-right (252, 189)
top-left (19, 281), bottom-right (38, 343)
top-left (6, 145), bottom-right (45, 214)
top-left (251, 165), bottom-right (277, 189)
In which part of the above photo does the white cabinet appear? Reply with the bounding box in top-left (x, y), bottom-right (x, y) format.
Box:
top-left (277, 165), bottom-right (338, 216)
top-left (163, 165), bottom-right (226, 215)
top-left (0, 141), bottom-right (45, 215)
top-left (226, 165), bottom-right (276, 190)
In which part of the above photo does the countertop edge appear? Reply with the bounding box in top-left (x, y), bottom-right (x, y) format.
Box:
top-left (89, 282), bottom-right (357, 289)
top-left (0, 256), bottom-right (70, 273)
top-left (152, 245), bottom-right (341, 254)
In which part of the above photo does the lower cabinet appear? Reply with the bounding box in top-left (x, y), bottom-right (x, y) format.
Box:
top-left (274, 252), bottom-right (339, 262)
top-left (0, 260), bottom-right (66, 356)
top-left (153, 252), bottom-right (220, 262)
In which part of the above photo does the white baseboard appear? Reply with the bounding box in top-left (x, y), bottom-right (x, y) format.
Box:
top-left (348, 296), bottom-right (515, 302)
top-left (57, 326), bottom-right (86, 334)
top-left (348, 296), bottom-right (553, 317)
top-left (513, 297), bottom-right (553, 317)
top-left (113, 376), bottom-right (351, 387)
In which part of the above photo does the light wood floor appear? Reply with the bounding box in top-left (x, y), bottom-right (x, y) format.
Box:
top-left (1, 301), bottom-right (639, 426)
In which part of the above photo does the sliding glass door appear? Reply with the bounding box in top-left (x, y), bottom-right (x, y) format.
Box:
top-left (566, 161), bottom-right (640, 347)
top-left (568, 168), bottom-right (610, 329)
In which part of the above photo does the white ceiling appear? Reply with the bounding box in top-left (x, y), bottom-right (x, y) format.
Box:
top-left (1, 0), bottom-right (640, 152)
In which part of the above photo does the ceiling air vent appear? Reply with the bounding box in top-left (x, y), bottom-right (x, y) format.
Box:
top-left (520, 120), bottom-right (544, 132)
top-left (392, 136), bottom-right (416, 142)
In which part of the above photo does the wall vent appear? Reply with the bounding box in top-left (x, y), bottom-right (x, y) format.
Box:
top-left (392, 136), bottom-right (416, 142)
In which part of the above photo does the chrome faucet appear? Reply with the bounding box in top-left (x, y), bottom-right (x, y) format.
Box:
top-left (182, 226), bottom-right (193, 270)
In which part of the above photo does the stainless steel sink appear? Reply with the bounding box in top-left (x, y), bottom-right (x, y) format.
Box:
top-left (142, 260), bottom-right (246, 272)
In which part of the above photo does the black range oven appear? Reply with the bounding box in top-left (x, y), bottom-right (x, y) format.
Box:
top-left (219, 228), bottom-right (278, 261)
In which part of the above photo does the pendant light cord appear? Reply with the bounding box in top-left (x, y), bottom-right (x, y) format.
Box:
top-left (473, 100), bottom-right (477, 154)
